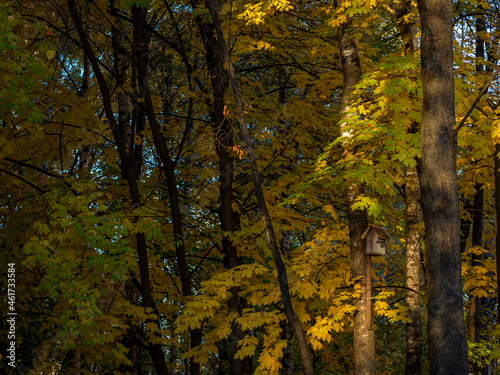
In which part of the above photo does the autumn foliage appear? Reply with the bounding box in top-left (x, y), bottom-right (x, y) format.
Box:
top-left (1, 0), bottom-right (500, 374)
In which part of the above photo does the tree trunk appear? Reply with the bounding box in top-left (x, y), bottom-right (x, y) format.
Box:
top-left (202, 1), bottom-right (314, 374)
top-left (469, 184), bottom-right (483, 375)
top-left (469, 15), bottom-right (485, 375)
top-left (394, 3), bottom-right (422, 374)
top-left (335, 0), bottom-right (375, 373)
top-left (188, 1), bottom-right (253, 373)
top-left (279, 67), bottom-right (293, 375)
top-left (131, 6), bottom-right (202, 375)
top-left (67, 2), bottom-right (169, 373)
top-left (123, 277), bottom-right (142, 375)
top-left (404, 168), bottom-right (422, 375)
top-left (460, 197), bottom-right (473, 254)
top-left (417, 0), bottom-right (468, 373)
top-left (281, 233), bottom-right (293, 375)
top-left (109, 5), bottom-right (142, 373)
top-left (495, 145), bottom-right (500, 326)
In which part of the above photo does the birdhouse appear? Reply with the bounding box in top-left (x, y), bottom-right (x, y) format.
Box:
top-left (361, 225), bottom-right (390, 257)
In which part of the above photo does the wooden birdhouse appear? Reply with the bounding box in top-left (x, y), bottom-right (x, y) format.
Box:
top-left (361, 225), bottom-right (390, 257)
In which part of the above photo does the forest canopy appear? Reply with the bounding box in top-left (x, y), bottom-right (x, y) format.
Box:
top-left (0, 0), bottom-right (499, 374)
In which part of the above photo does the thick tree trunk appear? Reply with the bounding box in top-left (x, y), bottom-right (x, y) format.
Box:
top-left (335, 0), bottom-right (375, 373)
top-left (346, 184), bottom-right (373, 375)
top-left (494, 144), bottom-right (500, 375)
top-left (202, 1), bottom-right (314, 374)
top-left (394, 3), bottom-right (422, 374)
top-left (417, 0), bottom-right (468, 373)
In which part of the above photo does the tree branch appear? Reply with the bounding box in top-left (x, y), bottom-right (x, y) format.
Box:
top-left (454, 65), bottom-right (500, 135)
top-left (0, 168), bottom-right (45, 193)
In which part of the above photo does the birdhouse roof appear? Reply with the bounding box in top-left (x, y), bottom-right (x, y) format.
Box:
top-left (361, 225), bottom-right (390, 240)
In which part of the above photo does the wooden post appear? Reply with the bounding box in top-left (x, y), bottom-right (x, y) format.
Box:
top-left (366, 254), bottom-right (372, 330)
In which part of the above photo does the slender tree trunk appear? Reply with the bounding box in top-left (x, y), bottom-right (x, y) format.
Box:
top-left (70, 26), bottom-right (91, 176)
top-left (394, 3), bottom-right (422, 373)
top-left (110, 0), bottom-right (130, 148)
top-left (203, 1), bottom-right (314, 374)
top-left (469, 185), bottom-right (483, 375)
top-left (483, 21), bottom-right (499, 375)
top-left (281, 233), bottom-right (293, 375)
top-left (188, 1), bottom-right (252, 373)
top-left (109, 4), bottom-right (142, 373)
top-left (460, 197), bottom-right (473, 254)
top-left (495, 145), bottom-right (500, 326)
top-left (417, 0), bottom-right (468, 373)
top-left (278, 68), bottom-right (293, 375)
top-left (495, 144), bottom-right (500, 375)
top-left (123, 277), bottom-right (142, 375)
top-left (66, 34), bottom-right (92, 374)
top-left (335, 0), bottom-right (375, 373)
top-left (131, 6), bottom-right (202, 375)
top-left (469, 15), bottom-right (485, 375)
top-left (212, 67), bottom-right (251, 375)
top-left (68, 2), bottom-right (169, 373)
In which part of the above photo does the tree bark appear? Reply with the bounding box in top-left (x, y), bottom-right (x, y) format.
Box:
top-left (202, 1), bottom-right (314, 374)
top-left (335, 0), bottom-right (375, 373)
top-left (417, 0), bottom-right (468, 373)
top-left (394, 3), bottom-right (422, 374)
top-left (404, 168), bottom-right (422, 375)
